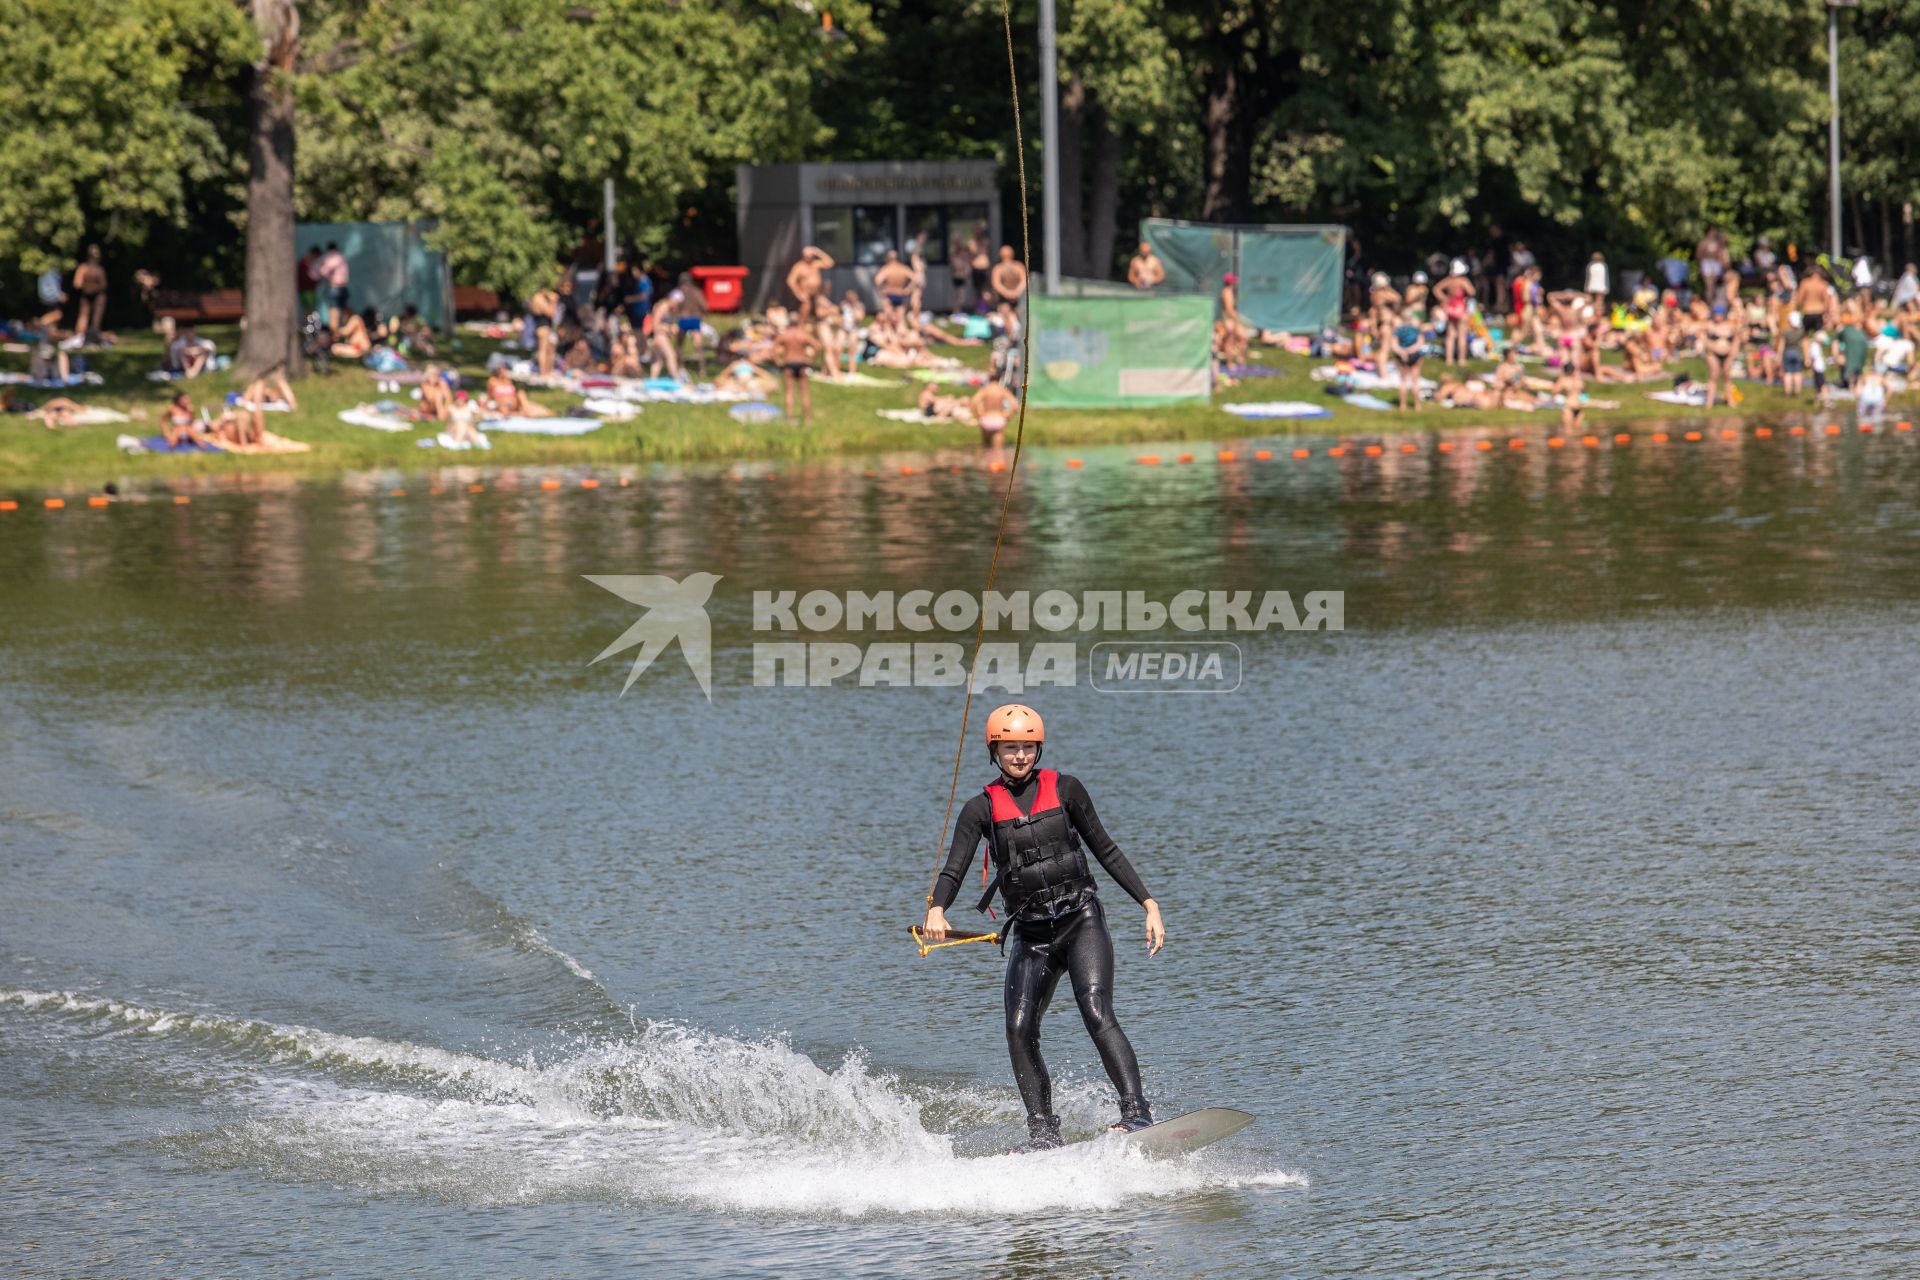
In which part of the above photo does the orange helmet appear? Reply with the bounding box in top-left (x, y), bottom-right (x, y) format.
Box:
top-left (985, 703), bottom-right (1045, 762)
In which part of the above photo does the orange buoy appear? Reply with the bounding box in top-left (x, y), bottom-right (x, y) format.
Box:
top-left (1581, 435), bottom-right (1599, 447)
top-left (1363, 444), bottom-right (1383, 457)
top-left (1789, 425), bottom-right (1806, 435)
top-left (1291, 448), bottom-right (1310, 459)
top-left (1136, 454), bottom-right (1160, 466)
top-left (1614, 433), bottom-right (1631, 445)
top-left (1176, 452), bottom-right (1195, 463)
top-left (1652, 432), bottom-right (1670, 444)
top-left (581, 477), bottom-right (601, 488)
top-left (0, 500), bottom-right (15, 512)
top-left (87, 495), bottom-right (110, 507)
top-left (1254, 449), bottom-right (1272, 461)
top-left (1824, 424), bottom-right (1842, 436)
top-left (1328, 446), bottom-right (1347, 457)
top-left (1756, 427), bottom-right (1773, 439)
top-left (1437, 441), bottom-right (1455, 453)
top-left (1399, 442), bottom-right (1417, 454)
top-left (1475, 439), bottom-right (1493, 452)
top-left (620, 476), bottom-right (633, 486)
top-left (1547, 437), bottom-right (1565, 449)
top-left (1683, 431), bottom-right (1702, 442)
top-left (173, 495), bottom-right (191, 505)
top-left (469, 483), bottom-right (486, 493)
top-left (44, 497), bottom-right (64, 510)
top-left (1066, 458), bottom-right (1083, 468)
top-left (988, 459), bottom-right (1008, 472)
top-left (540, 478), bottom-right (562, 490)
top-left (1858, 423), bottom-right (1874, 433)
top-left (1217, 450), bottom-right (1237, 462)
top-left (1898, 421), bottom-right (1913, 431)
top-left (1719, 429), bottom-right (1737, 440)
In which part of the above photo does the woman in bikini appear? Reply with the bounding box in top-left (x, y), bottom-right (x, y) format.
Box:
top-left (1701, 304), bottom-right (1739, 409)
top-left (331, 308), bottom-right (373, 359)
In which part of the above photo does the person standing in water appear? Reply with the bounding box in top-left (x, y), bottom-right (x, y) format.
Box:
top-left (920, 704), bottom-right (1166, 1151)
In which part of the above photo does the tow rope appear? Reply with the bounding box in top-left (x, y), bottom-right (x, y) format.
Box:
top-left (914, 0), bottom-right (1033, 958)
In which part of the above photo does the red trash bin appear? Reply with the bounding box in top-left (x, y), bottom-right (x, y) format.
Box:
top-left (690, 265), bottom-right (749, 313)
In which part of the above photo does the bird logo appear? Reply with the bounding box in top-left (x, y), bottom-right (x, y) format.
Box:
top-left (584, 572), bottom-right (723, 700)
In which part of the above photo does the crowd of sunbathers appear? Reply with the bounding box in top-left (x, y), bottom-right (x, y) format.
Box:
top-left (1345, 235), bottom-right (1920, 414)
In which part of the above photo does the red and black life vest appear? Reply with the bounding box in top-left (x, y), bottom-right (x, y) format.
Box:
top-left (975, 768), bottom-right (1096, 920)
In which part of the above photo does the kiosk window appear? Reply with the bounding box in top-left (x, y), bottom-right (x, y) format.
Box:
top-left (853, 206), bottom-right (899, 266)
top-left (811, 206), bottom-right (855, 263)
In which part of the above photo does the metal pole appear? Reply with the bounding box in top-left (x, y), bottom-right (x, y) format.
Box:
top-left (604, 177), bottom-right (617, 274)
top-left (1039, 0), bottom-right (1060, 295)
top-left (1829, 5), bottom-right (1842, 261)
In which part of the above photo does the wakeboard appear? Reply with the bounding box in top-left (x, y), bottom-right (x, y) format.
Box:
top-left (1115, 1107), bottom-right (1255, 1157)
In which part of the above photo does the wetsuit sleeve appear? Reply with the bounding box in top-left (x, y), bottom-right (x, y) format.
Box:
top-left (931, 794), bottom-right (993, 910)
top-left (1058, 775), bottom-right (1152, 905)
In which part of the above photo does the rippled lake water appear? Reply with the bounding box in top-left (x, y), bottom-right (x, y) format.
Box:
top-left (3, 421), bottom-right (1917, 1277)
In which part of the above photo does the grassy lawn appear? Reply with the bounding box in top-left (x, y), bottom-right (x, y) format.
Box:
top-left (0, 324), bottom-right (1900, 496)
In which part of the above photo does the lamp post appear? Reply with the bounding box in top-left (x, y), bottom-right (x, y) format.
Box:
top-left (1828, 0), bottom-right (1857, 262)
top-left (1039, 0), bottom-right (1060, 295)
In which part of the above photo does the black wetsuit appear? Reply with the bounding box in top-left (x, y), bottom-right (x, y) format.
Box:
top-left (933, 770), bottom-right (1151, 1126)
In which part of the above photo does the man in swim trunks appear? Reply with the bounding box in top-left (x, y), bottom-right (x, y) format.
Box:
top-left (786, 246), bottom-right (835, 312)
top-left (73, 245), bottom-right (107, 345)
top-left (1793, 266), bottom-right (1837, 338)
top-left (770, 313), bottom-right (820, 424)
top-left (672, 274), bottom-right (709, 378)
top-left (968, 223), bottom-right (992, 312)
top-left (920, 704), bottom-right (1165, 1151)
top-left (528, 284), bottom-right (560, 377)
top-left (969, 379), bottom-right (1019, 447)
top-left (1388, 304), bottom-right (1425, 410)
top-left (991, 245), bottom-right (1028, 311)
top-left (950, 232), bottom-right (972, 308)
top-left (874, 249), bottom-right (915, 323)
top-left (1127, 242), bottom-right (1166, 290)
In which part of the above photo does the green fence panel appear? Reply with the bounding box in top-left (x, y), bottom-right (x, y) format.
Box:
top-left (1029, 293), bottom-right (1214, 407)
top-left (295, 221), bottom-right (453, 329)
top-left (1141, 219), bottom-right (1346, 333)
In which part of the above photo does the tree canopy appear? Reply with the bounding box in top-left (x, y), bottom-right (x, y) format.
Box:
top-left (0, 0), bottom-right (1910, 299)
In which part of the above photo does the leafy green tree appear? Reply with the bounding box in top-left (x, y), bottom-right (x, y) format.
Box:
top-left (295, 0), bottom-right (850, 298)
top-left (0, 0), bottom-right (251, 276)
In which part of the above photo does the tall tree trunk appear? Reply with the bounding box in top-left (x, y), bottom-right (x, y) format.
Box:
top-left (1200, 60), bottom-right (1250, 222)
top-left (1056, 72), bottom-right (1088, 279)
top-left (1880, 198), bottom-right (1893, 270)
top-left (1085, 103), bottom-right (1120, 280)
top-left (235, 0), bottom-right (303, 379)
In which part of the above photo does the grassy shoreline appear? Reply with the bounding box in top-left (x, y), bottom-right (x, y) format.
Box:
top-left (1, 326), bottom-right (1902, 495)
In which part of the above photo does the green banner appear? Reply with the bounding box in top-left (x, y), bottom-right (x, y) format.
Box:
top-left (1028, 293), bottom-right (1214, 408)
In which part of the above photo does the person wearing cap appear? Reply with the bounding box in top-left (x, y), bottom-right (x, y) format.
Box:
top-left (1404, 270), bottom-right (1431, 332)
top-left (1367, 272), bottom-right (1402, 359)
top-left (920, 704), bottom-right (1165, 1151)
top-left (1434, 260), bottom-right (1476, 366)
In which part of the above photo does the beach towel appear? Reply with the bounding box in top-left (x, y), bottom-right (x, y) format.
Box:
top-left (118, 433), bottom-right (223, 454)
top-left (479, 415), bottom-right (604, 436)
top-left (339, 407), bottom-right (413, 432)
top-left (581, 397), bottom-right (642, 420)
top-left (730, 402), bottom-right (782, 424)
top-left (216, 430), bottom-right (311, 455)
top-left (1340, 393), bottom-right (1396, 411)
top-left (416, 431), bottom-right (492, 451)
top-left (1221, 364), bottom-right (1286, 379)
top-left (876, 407), bottom-right (954, 423)
top-left (29, 406), bottom-right (130, 425)
top-left (1645, 389), bottom-right (1709, 407)
top-left (1222, 401), bottom-right (1332, 420)
top-left (819, 370), bottom-right (899, 388)
top-left (3, 371), bottom-right (105, 387)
